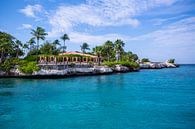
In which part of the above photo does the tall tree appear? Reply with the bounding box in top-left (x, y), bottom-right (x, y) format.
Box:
top-left (31, 27), bottom-right (48, 62)
top-left (93, 46), bottom-right (103, 66)
top-left (40, 41), bottom-right (53, 55)
top-left (104, 40), bottom-right (114, 61)
top-left (0, 32), bottom-right (15, 62)
top-left (80, 42), bottom-right (90, 53)
top-left (52, 39), bottom-right (60, 54)
top-left (22, 43), bottom-right (29, 55)
top-left (125, 51), bottom-right (138, 61)
top-left (114, 39), bottom-right (125, 61)
top-left (15, 40), bottom-right (22, 58)
top-left (28, 37), bottom-right (36, 50)
top-left (52, 39), bottom-right (60, 49)
top-left (60, 34), bottom-right (69, 52)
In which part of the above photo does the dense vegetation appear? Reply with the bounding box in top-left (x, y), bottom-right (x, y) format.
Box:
top-left (167, 59), bottom-right (175, 64)
top-left (103, 61), bottom-right (139, 69)
top-left (92, 39), bottom-right (140, 69)
top-left (0, 26), bottom-right (141, 75)
top-left (141, 58), bottom-right (150, 63)
top-left (92, 39), bottom-right (138, 62)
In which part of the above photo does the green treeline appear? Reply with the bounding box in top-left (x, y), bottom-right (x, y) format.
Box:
top-left (0, 26), bottom-right (140, 74)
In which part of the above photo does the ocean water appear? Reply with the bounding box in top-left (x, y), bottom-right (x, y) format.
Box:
top-left (0, 65), bottom-right (195, 129)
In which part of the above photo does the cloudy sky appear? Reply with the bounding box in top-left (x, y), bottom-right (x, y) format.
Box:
top-left (0, 0), bottom-right (195, 63)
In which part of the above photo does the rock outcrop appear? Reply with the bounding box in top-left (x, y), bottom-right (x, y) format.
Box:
top-left (139, 61), bottom-right (179, 69)
top-left (0, 71), bottom-right (5, 76)
top-left (112, 65), bottom-right (130, 72)
top-left (33, 66), bottom-right (113, 76)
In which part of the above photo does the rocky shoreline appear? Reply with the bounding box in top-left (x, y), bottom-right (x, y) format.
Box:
top-left (0, 62), bottom-right (178, 79)
top-left (139, 62), bottom-right (179, 69)
top-left (0, 65), bottom-right (139, 79)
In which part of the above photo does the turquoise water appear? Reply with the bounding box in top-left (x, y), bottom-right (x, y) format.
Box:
top-left (0, 65), bottom-right (195, 129)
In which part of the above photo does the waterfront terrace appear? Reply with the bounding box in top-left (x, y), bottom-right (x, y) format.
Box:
top-left (38, 52), bottom-right (101, 66)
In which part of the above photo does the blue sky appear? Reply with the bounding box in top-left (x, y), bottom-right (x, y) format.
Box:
top-left (0, 0), bottom-right (195, 63)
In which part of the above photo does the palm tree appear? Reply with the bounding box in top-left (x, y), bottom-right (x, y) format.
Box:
top-left (104, 40), bottom-right (114, 61)
top-left (80, 42), bottom-right (90, 53)
top-left (28, 37), bottom-right (36, 50)
top-left (52, 39), bottom-right (60, 55)
top-left (15, 40), bottom-right (22, 58)
top-left (114, 39), bottom-right (125, 61)
top-left (60, 34), bottom-right (69, 53)
top-left (52, 39), bottom-right (60, 49)
top-left (31, 27), bottom-right (48, 63)
top-left (22, 43), bottom-right (29, 55)
top-left (93, 46), bottom-right (103, 66)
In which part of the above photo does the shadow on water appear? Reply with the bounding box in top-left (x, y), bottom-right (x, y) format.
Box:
top-left (0, 79), bottom-right (17, 88)
top-left (0, 91), bottom-right (13, 97)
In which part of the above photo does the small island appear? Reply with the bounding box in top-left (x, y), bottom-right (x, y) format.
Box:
top-left (0, 27), bottom-right (178, 78)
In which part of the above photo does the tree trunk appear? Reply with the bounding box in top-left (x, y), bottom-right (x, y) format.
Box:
top-left (36, 38), bottom-right (39, 63)
top-left (16, 47), bottom-right (19, 58)
top-left (107, 52), bottom-right (110, 61)
top-left (118, 53), bottom-right (121, 61)
top-left (29, 44), bottom-right (31, 51)
top-left (1, 49), bottom-right (4, 63)
top-left (63, 40), bottom-right (66, 53)
top-left (98, 53), bottom-right (101, 66)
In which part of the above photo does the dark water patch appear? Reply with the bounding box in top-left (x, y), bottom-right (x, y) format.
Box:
top-left (0, 79), bottom-right (16, 88)
top-left (0, 91), bottom-right (13, 97)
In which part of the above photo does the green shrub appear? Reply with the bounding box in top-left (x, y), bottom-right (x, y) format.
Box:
top-left (0, 58), bottom-right (22, 72)
top-left (102, 61), bottom-right (117, 67)
top-left (141, 58), bottom-right (150, 63)
top-left (103, 61), bottom-right (139, 69)
top-left (117, 61), bottom-right (139, 68)
top-left (168, 59), bottom-right (175, 64)
top-left (24, 55), bottom-right (37, 62)
top-left (0, 59), bottom-right (14, 72)
top-left (19, 62), bottom-right (40, 74)
top-left (11, 58), bottom-right (21, 65)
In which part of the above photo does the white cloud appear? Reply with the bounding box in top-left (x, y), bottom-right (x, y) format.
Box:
top-left (20, 0), bottom-right (179, 46)
top-left (21, 24), bottom-right (33, 29)
top-left (150, 15), bottom-right (188, 26)
top-left (125, 16), bottom-right (195, 63)
top-left (69, 32), bottom-right (129, 45)
top-left (20, 4), bottom-right (43, 18)
top-left (17, 24), bottom-right (33, 30)
top-left (47, 0), bottom-right (176, 37)
top-left (68, 17), bottom-right (195, 46)
top-left (133, 17), bottom-right (195, 46)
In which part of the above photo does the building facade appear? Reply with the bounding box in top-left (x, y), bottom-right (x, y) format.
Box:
top-left (39, 52), bottom-right (101, 65)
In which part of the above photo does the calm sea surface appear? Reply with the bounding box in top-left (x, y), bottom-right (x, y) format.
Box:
top-left (0, 65), bottom-right (195, 129)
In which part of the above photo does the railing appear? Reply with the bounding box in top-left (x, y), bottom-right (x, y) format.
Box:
top-left (38, 62), bottom-right (98, 70)
top-left (38, 61), bottom-right (97, 65)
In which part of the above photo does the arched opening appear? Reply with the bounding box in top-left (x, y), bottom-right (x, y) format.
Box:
top-left (73, 57), bottom-right (77, 62)
top-left (83, 58), bottom-right (86, 62)
top-left (64, 57), bottom-right (67, 62)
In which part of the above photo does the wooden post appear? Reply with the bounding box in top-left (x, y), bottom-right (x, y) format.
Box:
top-left (54, 57), bottom-right (57, 64)
top-left (86, 57), bottom-right (88, 64)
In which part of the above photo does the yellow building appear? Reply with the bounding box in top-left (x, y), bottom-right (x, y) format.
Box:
top-left (39, 52), bottom-right (101, 65)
